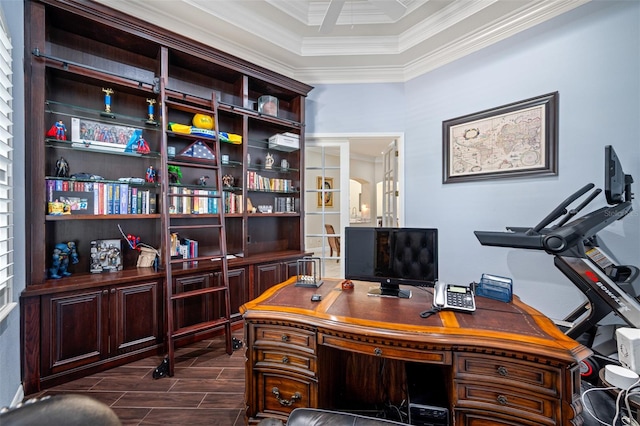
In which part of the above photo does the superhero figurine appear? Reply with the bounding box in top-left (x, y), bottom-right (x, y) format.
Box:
top-left (125, 129), bottom-right (150, 154)
top-left (49, 241), bottom-right (79, 279)
top-left (55, 157), bottom-right (69, 178)
top-left (46, 120), bottom-right (67, 141)
top-left (127, 234), bottom-right (141, 250)
top-left (146, 165), bottom-right (156, 183)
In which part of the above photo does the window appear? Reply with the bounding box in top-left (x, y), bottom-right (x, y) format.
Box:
top-left (0, 15), bottom-right (14, 322)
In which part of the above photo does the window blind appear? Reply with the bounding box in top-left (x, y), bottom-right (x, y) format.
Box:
top-left (0, 16), bottom-right (14, 322)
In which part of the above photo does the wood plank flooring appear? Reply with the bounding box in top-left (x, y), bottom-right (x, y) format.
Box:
top-left (27, 334), bottom-right (247, 426)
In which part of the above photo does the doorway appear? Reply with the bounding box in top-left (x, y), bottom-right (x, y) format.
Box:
top-left (304, 133), bottom-right (404, 278)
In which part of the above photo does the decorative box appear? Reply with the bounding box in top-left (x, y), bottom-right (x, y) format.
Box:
top-left (268, 132), bottom-right (299, 152)
top-left (71, 117), bottom-right (137, 153)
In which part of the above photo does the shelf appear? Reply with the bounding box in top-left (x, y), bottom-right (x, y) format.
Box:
top-left (45, 100), bottom-right (161, 129)
top-left (46, 213), bottom-right (161, 221)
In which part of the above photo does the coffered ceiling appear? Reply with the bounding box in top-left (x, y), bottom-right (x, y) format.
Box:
top-left (97, 0), bottom-right (589, 85)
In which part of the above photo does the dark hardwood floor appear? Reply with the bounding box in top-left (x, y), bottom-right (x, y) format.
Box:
top-left (27, 333), bottom-right (247, 426)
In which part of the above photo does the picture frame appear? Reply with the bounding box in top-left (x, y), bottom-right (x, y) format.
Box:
top-left (70, 117), bottom-right (139, 154)
top-left (442, 92), bottom-right (558, 183)
top-left (317, 177), bottom-right (334, 207)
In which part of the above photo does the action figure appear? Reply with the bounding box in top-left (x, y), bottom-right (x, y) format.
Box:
top-left (125, 129), bottom-right (150, 154)
top-left (46, 120), bottom-right (67, 140)
top-left (55, 157), bottom-right (69, 177)
top-left (198, 175), bottom-right (209, 186)
top-left (49, 241), bottom-right (79, 279)
top-left (146, 165), bottom-right (156, 183)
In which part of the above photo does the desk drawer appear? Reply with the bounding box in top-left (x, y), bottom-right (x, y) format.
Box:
top-left (456, 381), bottom-right (558, 425)
top-left (455, 353), bottom-right (560, 397)
top-left (257, 372), bottom-right (317, 418)
top-left (320, 333), bottom-right (450, 364)
top-left (255, 348), bottom-right (316, 377)
top-left (254, 325), bottom-right (316, 354)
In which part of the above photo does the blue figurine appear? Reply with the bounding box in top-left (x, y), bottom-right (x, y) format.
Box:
top-left (49, 241), bottom-right (79, 279)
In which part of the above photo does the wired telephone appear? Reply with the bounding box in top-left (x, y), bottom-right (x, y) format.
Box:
top-left (433, 281), bottom-right (476, 312)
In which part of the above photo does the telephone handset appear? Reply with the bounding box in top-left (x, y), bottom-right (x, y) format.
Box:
top-left (433, 281), bottom-right (476, 312)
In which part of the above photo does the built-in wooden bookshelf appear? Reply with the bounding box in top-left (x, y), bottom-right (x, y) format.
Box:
top-left (22, 0), bottom-right (312, 394)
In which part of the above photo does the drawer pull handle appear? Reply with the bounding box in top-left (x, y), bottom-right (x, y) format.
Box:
top-left (281, 335), bottom-right (289, 342)
top-left (282, 356), bottom-right (289, 364)
top-left (374, 348), bottom-right (382, 356)
top-left (497, 366), bottom-right (509, 376)
top-left (497, 395), bottom-right (508, 405)
top-left (272, 387), bottom-right (301, 407)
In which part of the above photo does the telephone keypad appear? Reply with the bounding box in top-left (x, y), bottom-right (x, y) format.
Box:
top-left (446, 292), bottom-right (475, 309)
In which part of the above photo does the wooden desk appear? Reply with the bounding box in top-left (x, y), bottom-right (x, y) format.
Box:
top-left (240, 278), bottom-right (591, 425)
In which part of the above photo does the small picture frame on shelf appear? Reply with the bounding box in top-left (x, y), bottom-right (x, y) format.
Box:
top-left (90, 239), bottom-right (123, 273)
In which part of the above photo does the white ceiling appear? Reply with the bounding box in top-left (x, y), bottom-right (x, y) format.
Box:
top-left (97, 0), bottom-right (589, 85)
top-left (96, 0), bottom-right (589, 158)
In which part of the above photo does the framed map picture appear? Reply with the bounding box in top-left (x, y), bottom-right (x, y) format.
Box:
top-left (443, 92), bottom-right (558, 183)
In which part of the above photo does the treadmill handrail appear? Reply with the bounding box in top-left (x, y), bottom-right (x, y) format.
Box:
top-left (531, 183), bottom-right (595, 233)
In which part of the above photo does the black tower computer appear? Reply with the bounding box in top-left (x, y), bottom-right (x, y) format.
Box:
top-left (406, 363), bottom-right (449, 426)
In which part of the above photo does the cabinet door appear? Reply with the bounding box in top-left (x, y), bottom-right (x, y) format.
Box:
top-left (216, 267), bottom-right (248, 323)
top-left (41, 289), bottom-right (109, 376)
top-left (255, 262), bottom-right (283, 297)
top-left (111, 280), bottom-right (161, 354)
top-left (283, 260), bottom-right (299, 282)
top-left (173, 273), bottom-right (215, 330)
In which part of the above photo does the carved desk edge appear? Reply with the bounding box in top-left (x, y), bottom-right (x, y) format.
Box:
top-left (241, 278), bottom-right (592, 366)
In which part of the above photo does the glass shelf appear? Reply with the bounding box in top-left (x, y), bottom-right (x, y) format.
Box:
top-left (46, 100), bottom-right (160, 129)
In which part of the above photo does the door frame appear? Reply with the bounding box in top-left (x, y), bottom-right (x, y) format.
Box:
top-left (305, 132), bottom-right (405, 256)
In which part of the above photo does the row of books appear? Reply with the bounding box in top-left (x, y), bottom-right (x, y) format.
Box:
top-left (170, 233), bottom-right (198, 260)
top-left (46, 179), bottom-right (157, 215)
top-left (247, 171), bottom-right (294, 192)
top-left (224, 192), bottom-right (243, 214)
top-left (168, 186), bottom-right (219, 215)
top-left (274, 196), bottom-right (297, 213)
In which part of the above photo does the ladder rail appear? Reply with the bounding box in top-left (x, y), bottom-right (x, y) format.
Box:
top-left (160, 71), bottom-right (233, 375)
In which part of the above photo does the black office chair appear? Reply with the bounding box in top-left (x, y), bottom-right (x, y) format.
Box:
top-left (389, 229), bottom-right (436, 282)
top-left (0, 394), bottom-right (121, 426)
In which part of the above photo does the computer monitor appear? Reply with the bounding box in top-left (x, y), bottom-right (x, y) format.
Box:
top-left (345, 227), bottom-right (438, 298)
top-left (605, 145), bottom-right (633, 204)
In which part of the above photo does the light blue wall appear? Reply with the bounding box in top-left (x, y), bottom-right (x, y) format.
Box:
top-left (308, 0), bottom-right (640, 319)
top-left (0, 0), bottom-right (25, 408)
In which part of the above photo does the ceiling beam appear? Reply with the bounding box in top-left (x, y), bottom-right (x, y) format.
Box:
top-left (319, 0), bottom-right (346, 34)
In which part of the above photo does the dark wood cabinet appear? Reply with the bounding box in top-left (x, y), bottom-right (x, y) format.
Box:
top-left (254, 258), bottom-right (302, 298)
top-left (22, 0), bottom-right (312, 394)
top-left (38, 279), bottom-right (161, 387)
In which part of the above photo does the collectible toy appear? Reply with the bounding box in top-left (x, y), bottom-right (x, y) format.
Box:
top-left (46, 120), bottom-right (67, 140)
top-left (49, 241), bottom-right (79, 279)
top-left (55, 156), bottom-right (69, 177)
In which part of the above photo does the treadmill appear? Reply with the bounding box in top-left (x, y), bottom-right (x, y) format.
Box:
top-left (474, 146), bottom-right (638, 359)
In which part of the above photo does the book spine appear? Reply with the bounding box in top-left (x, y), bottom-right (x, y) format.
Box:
top-left (120, 183), bottom-right (128, 214)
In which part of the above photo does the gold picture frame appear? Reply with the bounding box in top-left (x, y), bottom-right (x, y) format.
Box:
top-left (317, 177), bottom-right (333, 207)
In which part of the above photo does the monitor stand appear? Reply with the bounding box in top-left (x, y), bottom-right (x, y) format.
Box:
top-left (368, 285), bottom-right (412, 298)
